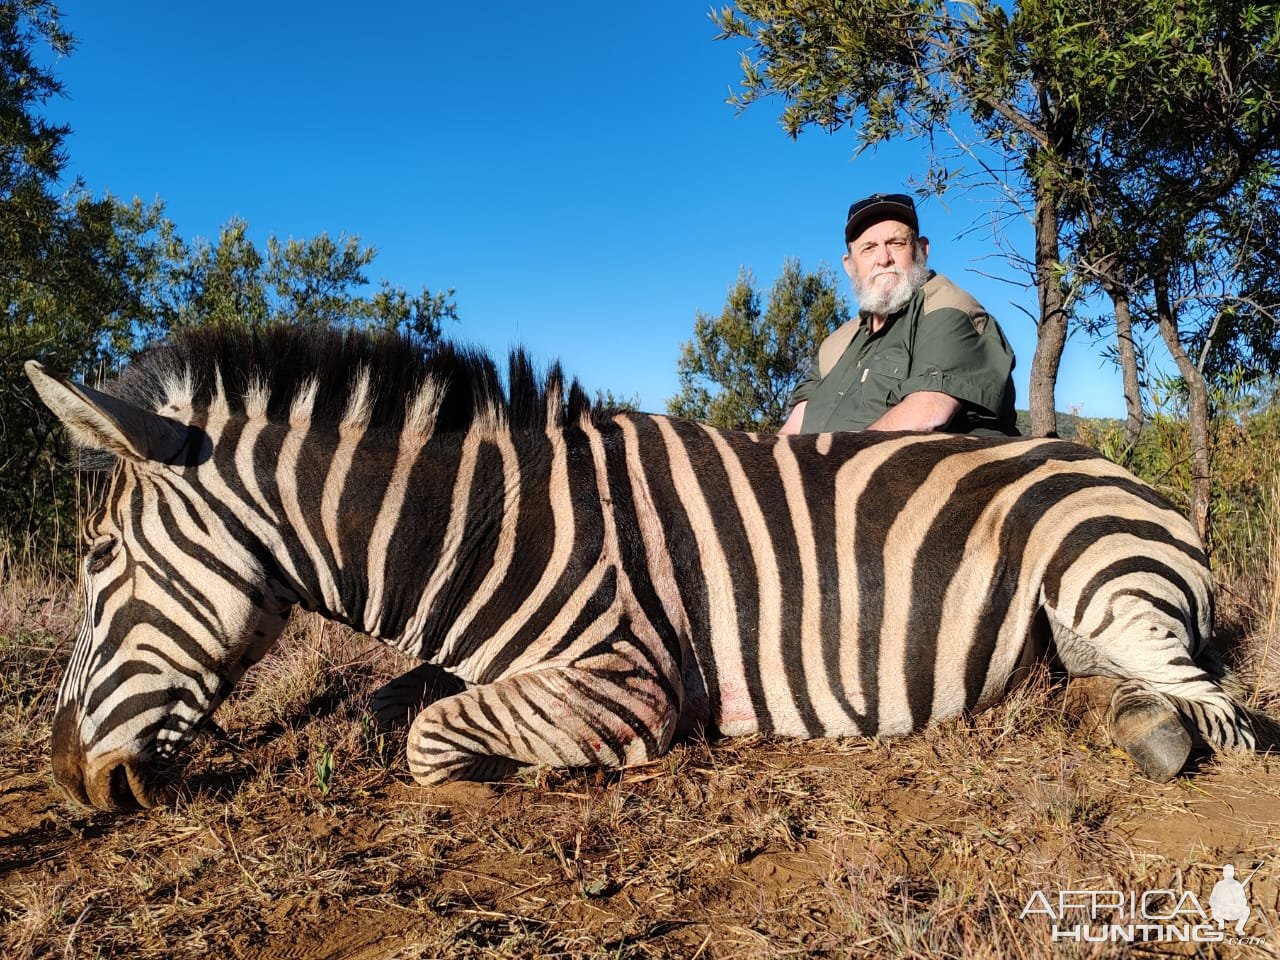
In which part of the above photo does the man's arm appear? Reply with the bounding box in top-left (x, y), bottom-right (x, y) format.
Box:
top-left (899, 292), bottom-right (1015, 431)
top-left (778, 401), bottom-right (807, 435)
top-left (865, 391), bottom-right (960, 431)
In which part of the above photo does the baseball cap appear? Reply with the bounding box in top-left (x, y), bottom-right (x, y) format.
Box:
top-left (844, 193), bottom-right (918, 245)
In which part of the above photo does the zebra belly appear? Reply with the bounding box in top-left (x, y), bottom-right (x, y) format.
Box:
top-left (710, 668), bottom-right (1010, 739)
top-left (689, 602), bottom-right (1035, 741)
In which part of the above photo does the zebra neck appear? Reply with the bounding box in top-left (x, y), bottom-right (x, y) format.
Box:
top-left (349, 425), bottom-right (594, 672)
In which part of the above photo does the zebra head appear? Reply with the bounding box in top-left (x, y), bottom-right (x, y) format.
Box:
top-left (25, 361), bottom-right (294, 810)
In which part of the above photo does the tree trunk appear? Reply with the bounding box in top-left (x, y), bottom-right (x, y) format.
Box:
top-left (1108, 284), bottom-right (1144, 457)
top-left (1028, 182), bottom-right (1067, 437)
top-left (1153, 269), bottom-right (1213, 550)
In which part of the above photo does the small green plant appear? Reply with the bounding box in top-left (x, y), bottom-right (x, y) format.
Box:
top-left (359, 712), bottom-right (390, 768)
top-left (314, 744), bottom-right (335, 797)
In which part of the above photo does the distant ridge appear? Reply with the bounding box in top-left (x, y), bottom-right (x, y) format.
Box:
top-left (1014, 410), bottom-right (1123, 442)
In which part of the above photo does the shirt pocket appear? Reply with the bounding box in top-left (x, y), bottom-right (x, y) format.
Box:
top-left (859, 345), bottom-right (909, 406)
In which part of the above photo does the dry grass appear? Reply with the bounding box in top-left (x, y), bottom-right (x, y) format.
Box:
top-left (1220, 465), bottom-right (1280, 715)
top-left (3, 566), bottom-right (1280, 958)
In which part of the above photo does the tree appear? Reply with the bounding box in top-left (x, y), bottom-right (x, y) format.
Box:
top-left (593, 389), bottom-right (641, 414)
top-left (1059, 0), bottom-right (1280, 546)
top-left (156, 217), bottom-right (458, 340)
top-left (712, 0), bottom-right (1280, 442)
top-left (1137, 199), bottom-right (1280, 548)
top-left (0, 4), bottom-right (172, 558)
top-left (0, 3), bottom-right (459, 561)
top-left (360, 280), bottom-right (458, 341)
top-left (0, 2), bottom-right (70, 247)
top-left (669, 259), bottom-right (849, 431)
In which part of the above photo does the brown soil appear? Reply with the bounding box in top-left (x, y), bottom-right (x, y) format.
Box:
top-left (3, 610), bottom-right (1279, 958)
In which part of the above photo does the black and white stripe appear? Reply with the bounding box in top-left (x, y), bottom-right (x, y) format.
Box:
top-left (27, 326), bottom-right (1253, 808)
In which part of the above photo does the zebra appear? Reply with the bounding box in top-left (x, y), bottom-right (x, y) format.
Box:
top-left (25, 326), bottom-right (1260, 810)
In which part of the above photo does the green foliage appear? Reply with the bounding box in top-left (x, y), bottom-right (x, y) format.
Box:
top-left (593, 389), bottom-right (641, 415)
top-left (314, 743), bottom-right (335, 797)
top-left (160, 218), bottom-right (269, 330)
top-left (0, 1), bottom-right (71, 189)
top-left (0, 4), bottom-right (173, 559)
top-left (157, 217), bottom-right (458, 338)
top-left (669, 259), bottom-right (849, 431)
top-left (0, 5), bottom-right (459, 565)
top-left (361, 281), bottom-right (458, 341)
top-left (715, 0), bottom-right (1279, 243)
top-left (1056, 0), bottom-right (1280, 544)
top-left (1065, 0), bottom-right (1280, 383)
top-left (1076, 376), bottom-right (1280, 573)
top-left (713, 1), bottom-right (951, 147)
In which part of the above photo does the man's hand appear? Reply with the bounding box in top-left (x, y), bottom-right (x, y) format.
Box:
top-left (866, 391), bottom-right (960, 432)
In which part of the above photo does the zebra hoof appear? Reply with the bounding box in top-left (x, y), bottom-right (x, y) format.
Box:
top-left (1108, 696), bottom-right (1192, 782)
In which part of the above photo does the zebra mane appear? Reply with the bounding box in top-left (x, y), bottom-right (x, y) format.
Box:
top-left (108, 326), bottom-right (598, 440)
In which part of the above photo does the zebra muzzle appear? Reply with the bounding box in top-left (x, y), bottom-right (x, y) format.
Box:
top-left (80, 753), bottom-right (176, 811)
top-left (51, 710), bottom-right (176, 811)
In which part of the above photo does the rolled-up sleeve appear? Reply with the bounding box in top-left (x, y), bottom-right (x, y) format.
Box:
top-left (899, 307), bottom-right (1013, 416)
top-left (788, 360), bottom-right (821, 409)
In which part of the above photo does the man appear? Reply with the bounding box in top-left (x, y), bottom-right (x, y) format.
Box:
top-left (779, 193), bottom-right (1017, 436)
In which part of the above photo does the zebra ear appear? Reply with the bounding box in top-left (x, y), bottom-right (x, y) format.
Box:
top-left (24, 360), bottom-right (187, 463)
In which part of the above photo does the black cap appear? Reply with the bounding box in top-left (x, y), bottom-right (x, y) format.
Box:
top-left (844, 193), bottom-right (918, 245)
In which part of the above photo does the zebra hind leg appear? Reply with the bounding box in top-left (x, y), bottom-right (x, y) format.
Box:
top-left (1053, 607), bottom-right (1255, 780)
top-left (1100, 645), bottom-right (1256, 780)
top-left (405, 655), bottom-right (680, 786)
top-left (1108, 670), bottom-right (1261, 782)
top-left (1107, 680), bottom-right (1193, 782)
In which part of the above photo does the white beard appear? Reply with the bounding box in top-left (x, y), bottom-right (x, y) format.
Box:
top-left (854, 255), bottom-right (930, 316)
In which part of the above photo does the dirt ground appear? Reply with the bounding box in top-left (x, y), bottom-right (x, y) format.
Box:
top-left (3, 601), bottom-right (1279, 959)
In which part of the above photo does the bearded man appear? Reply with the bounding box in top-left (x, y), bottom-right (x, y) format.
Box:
top-left (779, 193), bottom-right (1018, 436)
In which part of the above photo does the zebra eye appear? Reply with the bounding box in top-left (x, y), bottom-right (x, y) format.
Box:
top-left (85, 537), bottom-right (118, 575)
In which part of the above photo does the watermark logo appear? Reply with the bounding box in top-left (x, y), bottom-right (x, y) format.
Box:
top-left (1209, 864), bottom-right (1252, 935)
top-left (1019, 864), bottom-right (1266, 945)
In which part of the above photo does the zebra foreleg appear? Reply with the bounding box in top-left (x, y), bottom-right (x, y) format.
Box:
top-left (370, 661), bottom-right (468, 730)
top-left (404, 656), bottom-right (681, 785)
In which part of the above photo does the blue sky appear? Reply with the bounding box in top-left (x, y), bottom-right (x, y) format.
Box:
top-left (47, 2), bottom-right (1130, 418)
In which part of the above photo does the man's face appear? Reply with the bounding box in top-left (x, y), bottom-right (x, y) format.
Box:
top-left (842, 218), bottom-right (929, 316)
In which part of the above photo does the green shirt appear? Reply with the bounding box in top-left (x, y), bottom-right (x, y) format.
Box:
top-left (790, 272), bottom-right (1018, 435)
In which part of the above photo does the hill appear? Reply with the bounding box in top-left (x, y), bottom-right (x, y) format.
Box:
top-left (1014, 410), bottom-right (1123, 442)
